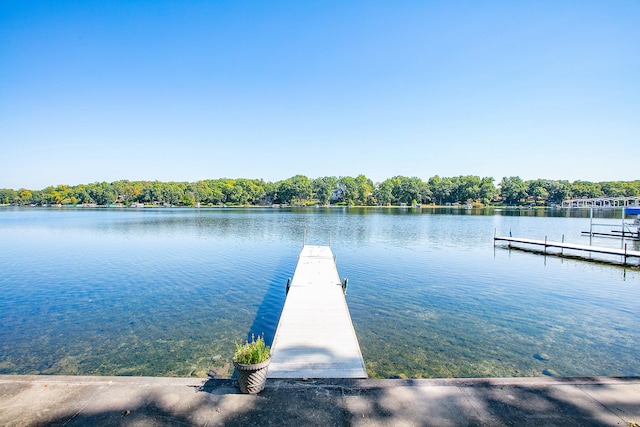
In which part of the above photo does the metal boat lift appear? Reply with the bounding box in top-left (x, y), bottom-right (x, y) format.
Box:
top-left (582, 207), bottom-right (640, 240)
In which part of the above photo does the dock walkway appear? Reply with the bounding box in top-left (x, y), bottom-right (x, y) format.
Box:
top-left (494, 235), bottom-right (640, 265)
top-left (268, 245), bottom-right (367, 379)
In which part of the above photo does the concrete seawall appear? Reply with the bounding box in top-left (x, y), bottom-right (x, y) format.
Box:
top-left (1, 375), bottom-right (639, 426)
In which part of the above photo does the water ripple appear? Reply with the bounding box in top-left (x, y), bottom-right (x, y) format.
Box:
top-left (0, 207), bottom-right (638, 378)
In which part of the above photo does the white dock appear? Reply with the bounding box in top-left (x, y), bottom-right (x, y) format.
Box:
top-left (494, 236), bottom-right (640, 265)
top-left (268, 245), bottom-right (367, 379)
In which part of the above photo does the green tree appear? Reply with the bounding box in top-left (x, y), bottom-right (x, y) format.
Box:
top-left (545, 180), bottom-right (571, 205)
top-left (120, 181), bottom-right (145, 203)
top-left (622, 181), bottom-right (640, 197)
top-left (0, 188), bottom-right (17, 204)
top-left (182, 192), bottom-right (196, 206)
top-left (571, 181), bottom-right (602, 198)
top-left (374, 180), bottom-right (394, 205)
top-left (203, 180), bottom-right (226, 204)
top-left (227, 182), bottom-right (247, 204)
top-left (479, 177), bottom-right (497, 204)
top-left (140, 181), bottom-right (162, 203)
top-left (377, 177), bottom-right (401, 204)
top-left (87, 182), bottom-right (117, 205)
top-left (354, 174), bottom-right (375, 205)
top-left (234, 178), bottom-right (266, 205)
top-left (457, 176), bottom-right (481, 203)
top-left (40, 186), bottom-right (56, 204)
top-left (312, 176), bottom-right (337, 205)
top-left (18, 189), bottom-right (33, 204)
top-left (500, 176), bottom-right (528, 205)
top-left (111, 180), bottom-right (139, 203)
top-left (377, 176), bottom-right (429, 205)
top-left (187, 181), bottom-right (212, 204)
top-left (429, 176), bottom-right (454, 205)
top-left (161, 182), bottom-right (186, 205)
top-left (218, 179), bottom-right (237, 203)
top-left (73, 184), bottom-right (92, 204)
top-left (397, 176), bottom-right (430, 204)
top-left (600, 181), bottom-right (626, 197)
top-left (335, 176), bottom-right (360, 205)
top-left (276, 175), bottom-right (312, 204)
top-left (261, 181), bottom-right (277, 205)
top-left (527, 179), bottom-right (549, 205)
top-left (52, 185), bottom-right (74, 204)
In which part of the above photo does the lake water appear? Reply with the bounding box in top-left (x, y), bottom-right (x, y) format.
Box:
top-left (1, 207), bottom-right (638, 379)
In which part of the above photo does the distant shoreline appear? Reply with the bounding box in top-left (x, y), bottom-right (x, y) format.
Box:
top-left (0, 203), bottom-right (570, 210)
top-left (3, 176), bottom-right (638, 208)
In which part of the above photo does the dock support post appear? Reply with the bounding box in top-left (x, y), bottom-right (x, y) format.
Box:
top-left (544, 235), bottom-right (547, 253)
top-left (589, 208), bottom-right (593, 245)
top-left (624, 243), bottom-right (627, 265)
top-left (561, 234), bottom-right (564, 255)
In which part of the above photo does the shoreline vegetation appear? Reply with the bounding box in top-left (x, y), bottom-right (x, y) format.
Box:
top-left (1, 175), bottom-right (639, 208)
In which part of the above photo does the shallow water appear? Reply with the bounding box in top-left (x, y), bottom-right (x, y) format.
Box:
top-left (0, 206), bottom-right (638, 378)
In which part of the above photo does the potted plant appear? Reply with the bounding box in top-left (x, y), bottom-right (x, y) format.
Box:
top-left (233, 334), bottom-right (271, 394)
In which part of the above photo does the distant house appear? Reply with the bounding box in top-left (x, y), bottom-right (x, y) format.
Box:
top-left (330, 188), bottom-right (345, 203)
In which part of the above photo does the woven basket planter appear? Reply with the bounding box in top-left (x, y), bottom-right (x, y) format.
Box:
top-left (233, 357), bottom-right (271, 394)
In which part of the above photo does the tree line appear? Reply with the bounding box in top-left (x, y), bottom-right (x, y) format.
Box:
top-left (1, 175), bottom-right (639, 207)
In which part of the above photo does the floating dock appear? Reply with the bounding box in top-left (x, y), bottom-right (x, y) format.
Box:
top-left (268, 245), bottom-right (367, 379)
top-left (494, 236), bottom-right (640, 265)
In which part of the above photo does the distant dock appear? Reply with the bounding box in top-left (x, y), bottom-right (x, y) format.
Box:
top-left (494, 235), bottom-right (640, 266)
top-left (268, 245), bottom-right (367, 379)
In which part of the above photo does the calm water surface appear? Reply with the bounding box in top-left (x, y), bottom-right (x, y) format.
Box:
top-left (1, 207), bottom-right (638, 378)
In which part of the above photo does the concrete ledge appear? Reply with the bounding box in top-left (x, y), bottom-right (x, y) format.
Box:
top-left (1, 375), bottom-right (639, 426)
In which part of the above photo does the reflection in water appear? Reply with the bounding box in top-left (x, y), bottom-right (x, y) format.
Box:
top-left (0, 207), bottom-right (638, 379)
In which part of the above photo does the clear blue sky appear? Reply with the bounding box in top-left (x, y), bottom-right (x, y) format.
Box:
top-left (1, 0), bottom-right (638, 190)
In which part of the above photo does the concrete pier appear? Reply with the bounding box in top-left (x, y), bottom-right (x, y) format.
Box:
top-left (268, 245), bottom-right (367, 379)
top-left (1, 375), bottom-right (639, 426)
